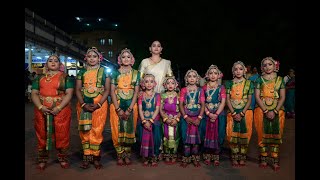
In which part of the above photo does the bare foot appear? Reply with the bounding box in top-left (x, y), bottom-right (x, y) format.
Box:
top-left (232, 160), bottom-right (239, 167)
top-left (117, 158), bottom-right (124, 166)
top-left (124, 157), bottom-right (131, 165)
top-left (37, 162), bottom-right (46, 170)
top-left (239, 160), bottom-right (245, 166)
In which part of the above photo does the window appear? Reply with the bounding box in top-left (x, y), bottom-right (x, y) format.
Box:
top-left (100, 38), bottom-right (105, 45)
top-left (108, 38), bottom-right (113, 46)
top-left (108, 51), bottom-right (113, 58)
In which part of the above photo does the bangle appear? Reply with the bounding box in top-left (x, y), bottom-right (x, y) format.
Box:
top-left (116, 107), bottom-right (122, 112)
top-left (176, 117), bottom-right (180, 122)
top-left (231, 111), bottom-right (237, 116)
top-left (149, 118), bottom-right (154, 124)
top-left (183, 114), bottom-right (188, 119)
top-left (163, 117), bottom-right (168, 122)
top-left (273, 109), bottom-right (279, 114)
top-left (127, 107), bottom-right (133, 112)
top-left (97, 103), bottom-right (102, 108)
top-left (56, 105), bottom-right (62, 111)
top-left (215, 112), bottom-right (220, 116)
top-left (240, 112), bottom-right (245, 117)
top-left (198, 115), bottom-right (203, 119)
top-left (205, 111), bottom-right (210, 115)
top-left (81, 103), bottom-right (86, 108)
top-left (263, 109), bottom-right (268, 114)
top-left (38, 105), bottom-right (43, 110)
top-left (142, 120), bottom-right (147, 124)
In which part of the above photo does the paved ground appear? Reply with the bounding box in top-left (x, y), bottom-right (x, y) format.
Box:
top-left (25, 97), bottom-right (295, 180)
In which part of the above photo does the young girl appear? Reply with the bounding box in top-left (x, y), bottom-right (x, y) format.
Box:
top-left (225, 61), bottom-right (254, 167)
top-left (179, 69), bottom-right (205, 168)
top-left (254, 57), bottom-right (285, 171)
top-left (138, 74), bottom-right (161, 167)
top-left (160, 76), bottom-right (181, 165)
top-left (202, 65), bottom-right (226, 166)
top-left (31, 55), bottom-right (74, 170)
top-left (110, 48), bottom-right (140, 166)
top-left (75, 47), bottom-right (110, 169)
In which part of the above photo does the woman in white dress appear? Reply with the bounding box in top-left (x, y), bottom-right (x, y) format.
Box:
top-left (138, 40), bottom-right (173, 93)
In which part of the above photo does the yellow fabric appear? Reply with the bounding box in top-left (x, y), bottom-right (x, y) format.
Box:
top-left (254, 107), bottom-right (285, 150)
top-left (109, 102), bottom-right (138, 148)
top-left (226, 110), bottom-right (253, 144)
top-left (77, 94), bottom-right (108, 156)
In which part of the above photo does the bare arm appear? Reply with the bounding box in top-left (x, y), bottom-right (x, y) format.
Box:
top-left (242, 94), bottom-right (252, 113)
top-left (255, 89), bottom-right (267, 111)
top-left (215, 98), bottom-right (226, 115)
top-left (75, 79), bottom-right (84, 105)
top-left (226, 94), bottom-right (234, 113)
top-left (128, 85), bottom-right (140, 110)
top-left (110, 84), bottom-right (119, 108)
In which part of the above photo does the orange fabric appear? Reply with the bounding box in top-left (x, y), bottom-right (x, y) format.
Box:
top-left (226, 110), bottom-right (253, 144)
top-left (109, 102), bottom-right (138, 148)
top-left (34, 104), bottom-right (71, 150)
top-left (117, 73), bottom-right (133, 93)
top-left (35, 72), bottom-right (71, 151)
top-left (83, 69), bottom-right (98, 94)
top-left (230, 81), bottom-right (245, 100)
top-left (254, 107), bottom-right (285, 148)
top-left (77, 94), bottom-right (108, 156)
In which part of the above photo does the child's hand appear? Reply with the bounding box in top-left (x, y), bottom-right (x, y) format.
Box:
top-left (170, 119), bottom-right (177, 126)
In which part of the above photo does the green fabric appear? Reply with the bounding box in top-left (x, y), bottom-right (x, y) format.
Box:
top-left (32, 73), bottom-right (74, 90)
top-left (262, 113), bottom-right (282, 144)
top-left (46, 115), bottom-right (54, 150)
top-left (118, 99), bottom-right (136, 144)
top-left (111, 69), bottom-right (141, 86)
top-left (78, 109), bottom-right (92, 131)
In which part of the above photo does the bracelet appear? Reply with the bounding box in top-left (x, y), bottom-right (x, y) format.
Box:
top-left (205, 111), bottom-right (210, 115)
top-left (56, 105), bottom-right (62, 111)
top-left (176, 117), bottom-right (180, 122)
top-left (142, 120), bottom-right (147, 124)
top-left (263, 109), bottom-right (268, 114)
top-left (38, 105), bottom-right (43, 110)
top-left (198, 115), bottom-right (203, 119)
top-left (183, 114), bottom-right (188, 119)
top-left (273, 109), bottom-right (279, 114)
top-left (149, 118), bottom-right (154, 124)
top-left (116, 107), bottom-right (122, 112)
top-left (127, 107), bottom-right (133, 112)
top-left (81, 103), bottom-right (86, 108)
top-left (163, 117), bottom-right (168, 122)
top-left (97, 103), bottom-right (102, 108)
top-left (240, 112), bottom-right (245, 117)
top-left (215, 112), bottom-right (220, 116)
top-left (231, 111), bottom-right (237, 116)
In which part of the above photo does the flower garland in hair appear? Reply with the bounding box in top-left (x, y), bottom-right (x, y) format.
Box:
top-left (84, 47), bottom-right (103, 61)
top-left (117, 48), bottom-right (135, 66)
top-left (232, 61), bottom-right (247, 78)
top-left (184, 69), bottom-right (200, 86)
top-left (260, 57), bottom-right (280, 73)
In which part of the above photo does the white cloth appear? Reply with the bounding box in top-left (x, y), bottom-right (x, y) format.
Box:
top-left (138, 58), bottom-right (173, 93)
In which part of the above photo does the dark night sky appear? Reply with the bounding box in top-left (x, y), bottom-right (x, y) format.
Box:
top-left (28, 0), bottom-right (295, 80)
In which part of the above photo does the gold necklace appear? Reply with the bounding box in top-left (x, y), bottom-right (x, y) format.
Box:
top-left (45, 72), bottom-right (58, 83)
top-left (206, 84), bottom-right (218, 102)
top-left (187, 87), bottom-right (197, 105)
top-left (144, 91), bottom-right (155, 108)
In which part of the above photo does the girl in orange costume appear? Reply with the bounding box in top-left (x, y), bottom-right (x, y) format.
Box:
top-left (254, 57), bottom-right (285, 171)
top-left (31, 55), bottom-right (74, 170)
top-left (76, 47), bottom-right (110, 169)
top-left (225, 61), bottom-right (254, 167)
top-left (109, 48), bottom-right (140, 166)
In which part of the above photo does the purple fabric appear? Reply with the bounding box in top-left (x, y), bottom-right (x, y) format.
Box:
top-left (163, 96), bottom-right (178, 139)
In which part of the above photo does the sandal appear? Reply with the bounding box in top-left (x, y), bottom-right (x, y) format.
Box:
top-left (272, 163), bottom-right (280, 171)
top-left (143, 160), bottom-right (149, 167)
top-left (93, 156), bottom-right (102, 169)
